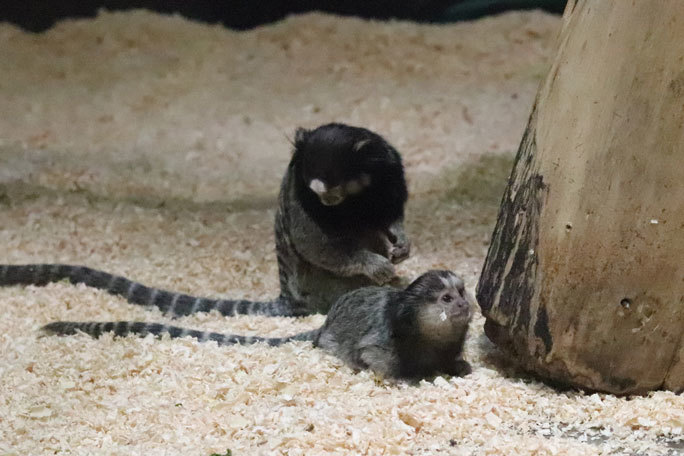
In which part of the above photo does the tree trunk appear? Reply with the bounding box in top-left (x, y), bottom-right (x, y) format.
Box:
top-left (476, 0), bottom-right (684, 395)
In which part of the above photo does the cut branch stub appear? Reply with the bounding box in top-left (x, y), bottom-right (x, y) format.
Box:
top-left (476, 0), bottom-right (684, 395)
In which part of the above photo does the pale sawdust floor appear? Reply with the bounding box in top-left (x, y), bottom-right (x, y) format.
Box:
top-left (0, 9), bottom-right (683, 456)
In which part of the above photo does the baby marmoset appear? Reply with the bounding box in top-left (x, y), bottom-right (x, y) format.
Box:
top-left (44, 270), bottom-right (473, 379)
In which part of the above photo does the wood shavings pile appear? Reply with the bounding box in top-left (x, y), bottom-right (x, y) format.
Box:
top-left (1, 9), bottom-right (682, 455)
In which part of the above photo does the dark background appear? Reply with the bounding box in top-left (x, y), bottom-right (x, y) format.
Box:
top-left (2, 0), bottom-right (566, 33)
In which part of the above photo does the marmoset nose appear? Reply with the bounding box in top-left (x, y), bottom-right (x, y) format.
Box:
top-left (449, 297), bottom-right (470, 318)
top-left (320, 192), bottom-right (344, 206)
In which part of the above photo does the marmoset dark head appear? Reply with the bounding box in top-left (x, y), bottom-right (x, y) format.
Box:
top-left (392, 270), bottom-right (472, 345)
top-left (292, 123), bottom-right (408, 232)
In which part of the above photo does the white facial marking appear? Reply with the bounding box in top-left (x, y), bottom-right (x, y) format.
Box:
top-left (309, 179), bottom-right (327, 195)
top-left (439, 310), bottom-right (448, 321)
top-left (439, 276), bottom-right (452, 289)
top-left (354, 139), bottom-right (371, 151)
top-left (440, 273), bottom-right (463, 290)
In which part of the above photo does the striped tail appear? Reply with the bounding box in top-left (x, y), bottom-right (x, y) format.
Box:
top-left (41, 321), bottom-right (319, 346)
top-left (0, 264), bottom-right (307, 317)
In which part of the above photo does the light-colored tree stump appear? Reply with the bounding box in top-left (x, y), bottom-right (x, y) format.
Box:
top-left (476, 0), bottom-right (684, 395)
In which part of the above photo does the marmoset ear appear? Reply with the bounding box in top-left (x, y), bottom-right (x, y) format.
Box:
top-left (294, 127), bottom-right (309, 148)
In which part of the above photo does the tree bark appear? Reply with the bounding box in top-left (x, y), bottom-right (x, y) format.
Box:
top-left (476, 0), bottom-right (684, 395)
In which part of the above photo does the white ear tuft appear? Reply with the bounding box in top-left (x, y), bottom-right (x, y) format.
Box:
top-left (294, 127), bottom-right (308, 145)
top-left (439, 276), bottom-right (452, 289)
top-left (354, 139), bottom-right (371, 151)
top-left (440, 273), bottom-right (464, 291)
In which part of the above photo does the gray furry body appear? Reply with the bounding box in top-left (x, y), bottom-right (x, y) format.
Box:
top-left (44, 270), bottom-right (472, 379)
top-left (0, 123), bottom-right (409, 317)
top-left (274, 157), bottom-right (408, 314)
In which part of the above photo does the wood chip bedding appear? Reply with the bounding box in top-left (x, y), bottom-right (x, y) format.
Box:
top-left (0, 9), bottom-right (682, 455)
